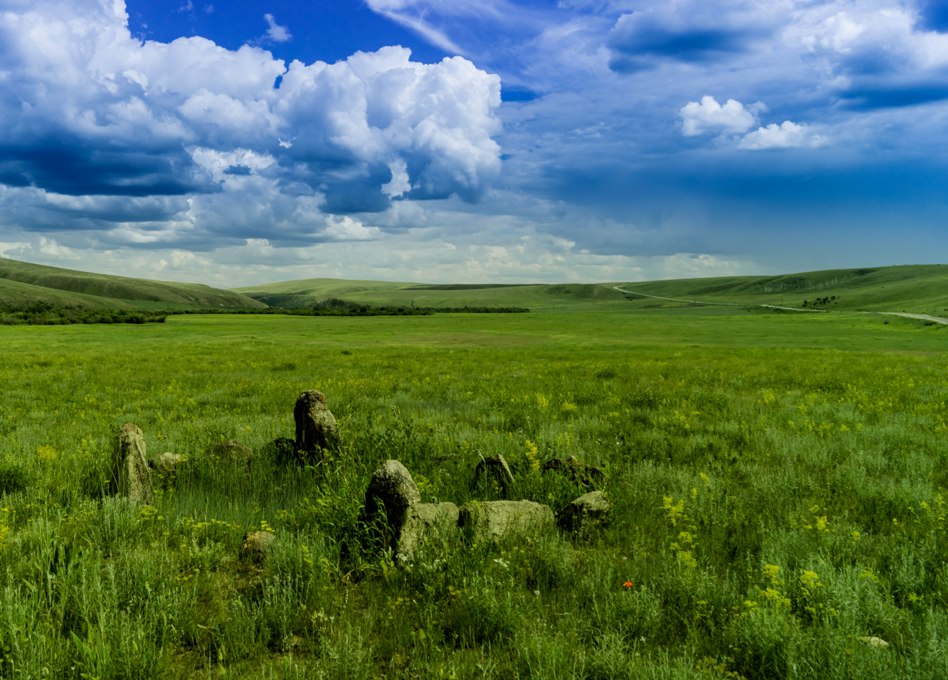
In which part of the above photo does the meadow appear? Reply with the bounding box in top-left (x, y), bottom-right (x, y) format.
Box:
top-left (0, 308), bottom-right (945, 678)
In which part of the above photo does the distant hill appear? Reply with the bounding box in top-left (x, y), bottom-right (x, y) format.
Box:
top-left (233, 278), bottom-right (627, 311)
top-left (234, 265), bottom-right (948, 315)
top-left (614, 265), bottom-right (948, 316)
top-left (0, 258), bottom-right (266, 311)
top-left (3, 258), bottom-right (944, 319)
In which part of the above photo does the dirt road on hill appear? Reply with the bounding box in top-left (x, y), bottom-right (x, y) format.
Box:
top-left (879, 312), bottom-right (948, 326)
top-left (612, 287), bottom-right (738, 307)
top-left (613, 286), bottom-right (948, 323)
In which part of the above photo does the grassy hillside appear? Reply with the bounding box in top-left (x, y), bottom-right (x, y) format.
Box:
top-left (4, 258), bottom-right (945, 318)
top-left (0, 258), bottom-right (266, 311)
top-left (615, 265), bottom-right (948, 315)
top-left (235, 278), bottom-right (631, 311)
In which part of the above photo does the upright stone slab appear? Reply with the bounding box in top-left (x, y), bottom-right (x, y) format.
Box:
top-left (458, 500), bottom-right (555, 545)
top-left (294, 390), bottom-right (340, 457)
top-left (360, 459), bottom-right (422, 557)
top-left (363, 460), bottom-right (421, 529)
top-left (111, 423), bottom-right (154, 504)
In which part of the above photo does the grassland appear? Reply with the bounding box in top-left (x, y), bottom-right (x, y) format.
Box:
top-left (0, 304), bottom-right (945, 678)
top-left (234, 278), bottom-right (627, 312)
top-left (0, 258), bottom-right (264, 311)
top-left (613, 265), bottom-right (948, 316)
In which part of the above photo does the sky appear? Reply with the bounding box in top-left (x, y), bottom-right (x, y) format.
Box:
top-left (1, 0), bottom-right (947, 287)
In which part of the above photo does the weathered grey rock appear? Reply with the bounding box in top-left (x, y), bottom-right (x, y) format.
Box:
top-left (472, 453), bottom-right (515, 497)
top-left (458, 500), bottom-right (555, 545)
top-left (208, 439), bottom-right (253, 462)
top-left (364, 460), bottom-right (421, 529)
top-left (395, 502), bottom-right (460, 567)
top-left (151, 452), bottom-right (186, 476)
top-left (359, 459), bottom-right (424, 561)
top-left (543, 456), bottom-right (604, 489)
top-left (558, 490), bottom-right (610, 539)
top-left (111, 423), bottom-right (153, 504)
top-left (294, 390), bottom-right (340, 457)
top-left (241, 530), bottom-right (276, 563)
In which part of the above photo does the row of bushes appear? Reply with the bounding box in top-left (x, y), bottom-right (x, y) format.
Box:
top-left (0, 308), bottom-right (167, 325)
top-left (0, 297), bottom-right (529, 325)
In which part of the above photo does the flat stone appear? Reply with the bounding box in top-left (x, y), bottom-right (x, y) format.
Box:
top-left (459, 500), bottom-right (555, 545)
top-left (395, 502), bottom-right (460, 567)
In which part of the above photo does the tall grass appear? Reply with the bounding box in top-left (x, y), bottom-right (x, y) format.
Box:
top-left (0, 310), bottom-right (944, 677)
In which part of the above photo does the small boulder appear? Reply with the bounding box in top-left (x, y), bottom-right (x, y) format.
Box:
top-left (542, 456), bottom-right (604, 489)
top-left (859, 636), bottom-right (890, 649)
top-left (395, 502), bottom-right (460, 567)
top-left (471, 453), bottom-right (515, 498)
top-left (459, 500), bottom-right (555, 545)
top-left (558, 490), bottom-right (610, 539)
top-left (294, 390), bottom-right (340, 457)
top-left (111, 423), bottom-right (153, 504)
top-left (241, 530), bottom-right (276, 564)
top-left (151, 452), bottom-right (186, 477)
top-left (263, 437), bottom-right (298, 463)
top-left (208, 439), bottom-right (253, 462)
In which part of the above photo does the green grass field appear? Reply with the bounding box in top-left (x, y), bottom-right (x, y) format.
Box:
top-left (0, 306), bottom-right (945, 678)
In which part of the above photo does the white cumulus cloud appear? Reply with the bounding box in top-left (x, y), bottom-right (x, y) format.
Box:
top-left (739, 121), bottom-right (828, 150)
top-left (679, 96), bottom-right (758, 136)
top-left (323, 216), bottom-right (384, 242)
top-left (263, 13), bottom-right (292, 43)
top-left (0, 0), bottom-right (503, 245)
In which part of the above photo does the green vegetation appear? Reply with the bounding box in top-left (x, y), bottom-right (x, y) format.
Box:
top-left (0, 258), bottom-right (265, 312)
top-left (0, 301), bottom-right (170, 325)
top-left (616, 265), bottom-right (948, 316)
top-left (235, 276), bottom-right (626, 311)
top-left (0, 306), bottom-right (945, 678)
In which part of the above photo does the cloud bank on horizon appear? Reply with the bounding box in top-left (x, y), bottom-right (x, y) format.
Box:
top-left (0, 0), bottom-right (946, 286)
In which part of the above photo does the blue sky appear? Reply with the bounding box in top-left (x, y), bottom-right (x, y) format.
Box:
top-left (0, 0), bottom-right (946, 286)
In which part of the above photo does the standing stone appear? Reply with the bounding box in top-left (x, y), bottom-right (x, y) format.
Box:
top-left (558, 490), bottom-right (610, 539)
top-left (294, 390), bottom-right (340, 457)
top-left (363, 460), bottom-right (421, 529)
top-left (458, 500), bottom-right (555, 545)
top-left (360, 459), bottom-right (422, 556)
top-left (111, 423), bottom-right (153, 504)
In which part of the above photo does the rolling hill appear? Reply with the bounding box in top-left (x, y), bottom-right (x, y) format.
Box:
top-left (234, 265), bottom-right (948, 316)
top-left (613, 264), bottom-right (948, 316)
top-left (2, 257), bottom-right (945, 319)
top-left (232, 278), bottom-right (628, 311)
top-left (0, 258), bottom-right (265, 311)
